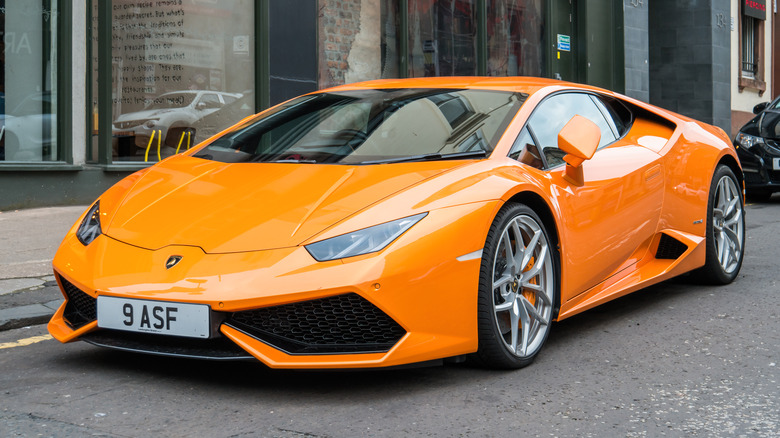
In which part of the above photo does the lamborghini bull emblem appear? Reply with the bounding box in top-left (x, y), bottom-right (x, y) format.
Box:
top-left (165, 255), bottom-right (183, 269)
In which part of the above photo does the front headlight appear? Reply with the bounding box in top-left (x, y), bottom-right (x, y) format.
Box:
top-left (735, 132), bottom-right (762, 150)
top-left (305, 213), bottom-right (427, 261)
top-left (76, 201), bottom-right (102, 246)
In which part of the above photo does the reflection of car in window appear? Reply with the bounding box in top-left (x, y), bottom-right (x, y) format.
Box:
top-left (1, 92), bottom-right (56, 161)
top-left (112, 90), bottom-right (242, 150)
top-left (194, 91), bottom-right (255, 143)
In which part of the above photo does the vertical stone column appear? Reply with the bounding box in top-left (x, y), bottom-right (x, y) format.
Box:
top-left (624, 1), bottom-right (650, 102)
top-left (649, 0), bottom-right (731, 133)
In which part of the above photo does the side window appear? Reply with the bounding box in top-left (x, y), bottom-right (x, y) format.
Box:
top-left (527, 93), bottom-right (617, 167)
top-left (593, 95), bottom-right (632, 138)
top-left (199, 94), bottom-right (222, 109)
top-left (508, 127), bottom-right (544, 169)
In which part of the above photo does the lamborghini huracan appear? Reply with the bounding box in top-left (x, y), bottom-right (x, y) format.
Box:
top-left (48, 77), bottom-right (745, 369)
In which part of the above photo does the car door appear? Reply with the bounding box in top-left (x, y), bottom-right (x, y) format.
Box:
top-left (522, 92), bottom-right (665, 298)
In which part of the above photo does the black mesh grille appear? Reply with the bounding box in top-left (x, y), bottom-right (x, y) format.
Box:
top-left (226, 293), bottom-right (406, 355)
top-left (770, 171), bottom-right (780, 183)
top-left (60, 276), bottom-right (97, 329)
top-left (656, 234), bottom-right (688, 260)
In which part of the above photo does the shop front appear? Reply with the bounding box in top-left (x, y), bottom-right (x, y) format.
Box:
top-left (0, 0), bottom-right (642, 210)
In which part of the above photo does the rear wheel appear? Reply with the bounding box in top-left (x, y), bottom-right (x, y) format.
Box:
top-left (474, 203), bottom-right (558, 369)
top-left (691, 165), bottom-right (745, 284)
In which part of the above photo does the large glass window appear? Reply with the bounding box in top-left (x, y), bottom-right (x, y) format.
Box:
top-left (1, 1), bottom-right (59, 162)
top-left (96, 0), bottom-right (255, 163)
top-left (409, 0), bottom-right (476, 77)
top-left (487, 0), bottom-right (544, 77)
top-left (323, 0), bottom-right (547, 84)
top-left (380, 0), bottom-right (401, 78)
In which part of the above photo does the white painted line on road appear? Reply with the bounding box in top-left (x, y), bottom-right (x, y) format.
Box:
top-left (0, 334), bottom-right (53, 350)
top-left (1, 260), bottom-right (52, 266)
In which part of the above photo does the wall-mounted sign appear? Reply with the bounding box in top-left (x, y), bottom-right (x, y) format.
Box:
top-left (744, 0), bottom-right (766, 20)
top-left (557, 34), bottom-right (571, 52)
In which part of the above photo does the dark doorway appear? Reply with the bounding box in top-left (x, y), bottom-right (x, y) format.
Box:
top-left (548, 0), bottom-right (576, 81)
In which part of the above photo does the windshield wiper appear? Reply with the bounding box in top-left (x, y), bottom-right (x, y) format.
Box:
top-left (270, 159), bottom-right (317, 164)
top-left (359, 150), bottom-right (487, 165)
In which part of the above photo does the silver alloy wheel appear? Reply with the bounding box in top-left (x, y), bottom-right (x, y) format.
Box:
top-left (713, 175), bottom-right (744, 274)
top-left (492, 214), bottom-right (554, 358)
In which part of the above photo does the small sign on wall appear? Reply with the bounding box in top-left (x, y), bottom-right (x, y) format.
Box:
top-left (744, 0), bottom-right (766, 20)
top-left (557, 34), bottom-right (571, 52)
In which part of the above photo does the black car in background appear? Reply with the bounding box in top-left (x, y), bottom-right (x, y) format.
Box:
top-left (734, 96), bottom-right (780, 200)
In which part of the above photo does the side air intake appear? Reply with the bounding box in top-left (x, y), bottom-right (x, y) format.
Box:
top-left (655, 234), bottom-right (688, 260)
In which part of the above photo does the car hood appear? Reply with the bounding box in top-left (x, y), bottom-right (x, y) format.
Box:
top-left (114, 108), bottom-right (182, 122)
top-left (104, 155), bottom-right (461, 253)
top-left (740, 109), bottom-right (780, 141)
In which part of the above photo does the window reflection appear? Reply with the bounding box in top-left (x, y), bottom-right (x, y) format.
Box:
top-left (487, 0), bottom-right (544, 77)
top-left (104, 0), bottom-right (255, 163)
top-left (409, 0), bottom-right (477, 77)
top-left (198, 89), bottom-right (526, 164)
top-left (1, 1), bottom-right (58, 162)
top-left (528, 93), bottom-right (617, 168)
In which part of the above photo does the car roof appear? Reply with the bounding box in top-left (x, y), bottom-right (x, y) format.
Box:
top-left (320, 76), bottom-right (574, 96)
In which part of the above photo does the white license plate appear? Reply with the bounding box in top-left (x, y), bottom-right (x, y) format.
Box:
top-left (97, 296), bottom-right (210, 338)
top-left (774, 158), bottom-right (780, 170)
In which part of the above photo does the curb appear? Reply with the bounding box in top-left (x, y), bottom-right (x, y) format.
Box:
top-left (0, 300), bottom-right (61, 331)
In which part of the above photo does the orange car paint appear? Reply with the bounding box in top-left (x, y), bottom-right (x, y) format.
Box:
top-left (48, 77), bottom-right (742, 368)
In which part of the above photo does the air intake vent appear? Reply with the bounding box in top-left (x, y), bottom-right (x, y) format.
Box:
top-left (226, 293), bottom-right (406, 355)
top-left (60, 276), bottom-right (97, 329)
top-left (81, 331), bottom-right (252, 361)
top-left (656, 234), bottom-right (688, 260)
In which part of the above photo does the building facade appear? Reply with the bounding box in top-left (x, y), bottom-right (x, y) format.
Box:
top-left (731, 0), bottom-right (777, 136)
top-left (0, 0), bottom-right (776, 209)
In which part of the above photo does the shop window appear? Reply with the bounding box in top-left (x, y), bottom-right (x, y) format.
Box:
top-left (739, 1), bottom-right (766, 94)
top-left (1, 1), bottom-right (59, 162)
top-left (95, 0), bottom-right (255, 163)
top-left (487, 0), bottom-right (544, 77)
top-left (409, 0), bottom-right (477, 77)
top-left (380, 0), bottom-right (401, 78)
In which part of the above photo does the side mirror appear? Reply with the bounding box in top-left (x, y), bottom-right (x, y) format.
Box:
top-left (558, 115), bottom-right (600, 185)
top-left (197, 102), bottom-right (207, 110)
top-left (753, 102), bottom-right (769, 114)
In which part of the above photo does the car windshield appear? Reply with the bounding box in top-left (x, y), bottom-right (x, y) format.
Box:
top-left (145, 93), bottom-right (196, 110)
top-left (194, 88), bottom-right (526, 164)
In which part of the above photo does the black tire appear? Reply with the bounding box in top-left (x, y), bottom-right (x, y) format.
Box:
top-left (690, 165), bottom-right (745, 284)
top-left (472, 203), bottom-right (559, 369)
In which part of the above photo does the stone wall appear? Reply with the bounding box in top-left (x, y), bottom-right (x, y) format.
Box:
top-left (624, 0), bottom-right (649, 102)
top-left (649, 0), bottom-right (731, 132)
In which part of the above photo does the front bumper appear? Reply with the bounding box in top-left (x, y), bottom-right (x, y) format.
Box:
top-left (48, 201), bottom-right (497, 368)
top-left (735, 140), bottom-right (780, 192)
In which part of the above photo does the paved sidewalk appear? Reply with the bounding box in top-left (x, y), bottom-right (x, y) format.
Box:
top-left (0, 206), bottom-right (86, 330)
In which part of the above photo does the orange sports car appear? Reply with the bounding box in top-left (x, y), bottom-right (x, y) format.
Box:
top-left (48, 77), bottom-right (745, 369)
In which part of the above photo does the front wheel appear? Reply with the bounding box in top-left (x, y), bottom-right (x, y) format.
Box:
top-left (473, 203), bottom-right (559, 369)
top-left (691, 165), bottom-right (745, 284)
